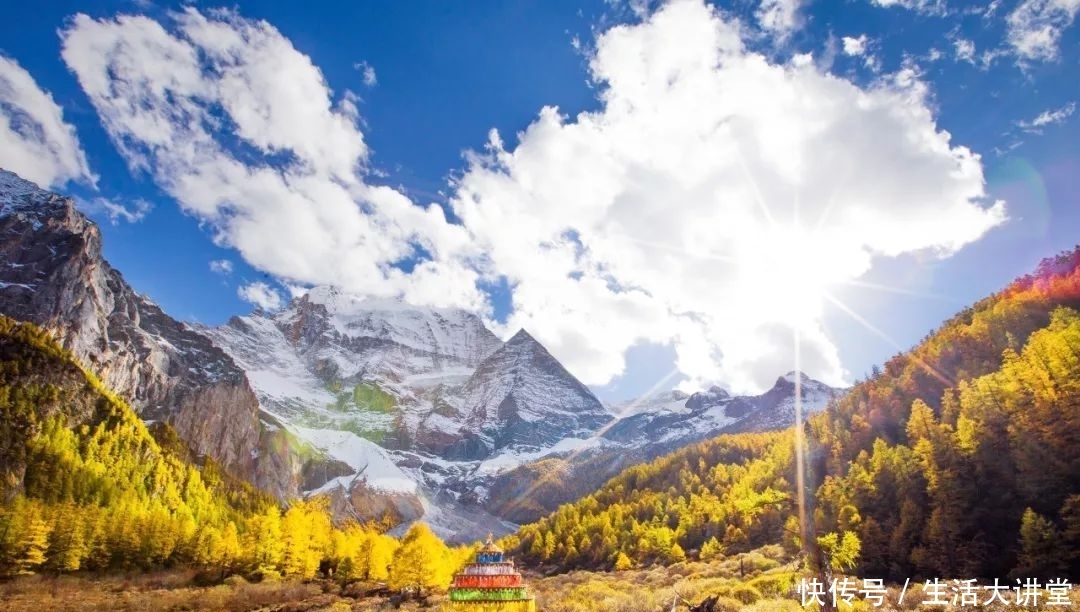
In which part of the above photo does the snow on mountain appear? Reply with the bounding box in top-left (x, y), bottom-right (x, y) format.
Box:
top-left (724, 371), bottom-right (839, 433)
top-left (200, 287), bottom-right (505, 443)
top-left (474, 436), bottom-right (612, 477)
top-left (608, 389), bottom-right (691, 417)
top-left (206, 314), bottom-right (337, 411)
top-left (292, 426), bottom-right (416, 495)
top-left (603, 372), bottom-right (840, 447)
top-left (0, 170), bottom-right (47, 218)
top-left (297, 286), bottom-right (501, 366)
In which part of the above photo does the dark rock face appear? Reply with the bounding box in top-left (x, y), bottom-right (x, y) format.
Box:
top-left (0, 170), bottom-right (293, 498)
top-left (685, 385), bottom-right (730, 411)
top-left (322, 480), bottom-right (426, 526)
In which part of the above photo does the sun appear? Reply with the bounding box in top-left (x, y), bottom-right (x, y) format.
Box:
top-left (729, 222), bottom-right (857, 329)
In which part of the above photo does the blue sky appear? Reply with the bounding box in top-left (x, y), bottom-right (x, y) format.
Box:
top-left (0, 0), bottom-right (1077, 402)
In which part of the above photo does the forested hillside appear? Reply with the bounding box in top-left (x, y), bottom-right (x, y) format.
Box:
top-left (512, 248), bottom-right (1080, 580)
top-left (0, 316), bottom-right (468, 589)
top-left (510, 430), bottom-right (796, 569)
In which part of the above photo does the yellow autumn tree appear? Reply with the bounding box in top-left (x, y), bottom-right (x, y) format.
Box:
top-left (366, 533), bottom-right (399, 581)
top-left (18, 507), bottom-right (52, 574)
top-left (47, 503), bottom-right (87, 572)
top-left (387, 522), bottom-right (452, 596)
top-left (244, 505), bottom-right (284, 578)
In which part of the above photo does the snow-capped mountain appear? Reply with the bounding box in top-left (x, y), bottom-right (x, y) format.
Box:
top-left (198, 284), bottom-right (616, 537)
top-left (284, 285), bottom-right (503, 367)
top-left (603, 371), bottom-right (839, 447)
top-left (608, 389), bottom-right (692, 417)
top-left (200, 287), bottom-right (611, 463)
top-left (200, 285), bottom-right (506, 454)
top-left (421, 330), bottom-right (612, 460)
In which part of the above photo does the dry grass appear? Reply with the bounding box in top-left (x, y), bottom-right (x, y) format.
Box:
top-left (0, 571), bottom-right (405, 612)
top-left (2, 552), bottom-right (1078, 612)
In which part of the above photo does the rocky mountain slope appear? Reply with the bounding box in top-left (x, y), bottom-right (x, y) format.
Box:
top-left (0, 169), bottom-right (294, 498)
top-left (430, 329), bottom-right (612, 459)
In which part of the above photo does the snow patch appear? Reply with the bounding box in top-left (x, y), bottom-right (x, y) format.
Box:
top-left (475, 436), bottom-right (609, 476)
top-left (292, 426), bottom-right (418, 494)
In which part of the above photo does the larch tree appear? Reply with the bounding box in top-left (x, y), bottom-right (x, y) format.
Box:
top-left (387, 522), bottom-right (452, 596)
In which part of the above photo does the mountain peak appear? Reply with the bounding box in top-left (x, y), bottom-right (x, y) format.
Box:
top-left (0, 169), bottom-right (71, 220)
top-left (449, 326), bottom-right (610, 458)
top-left (778, 371), bottom-right (812, 386)
top-left (265, 284), bottom-right (504, 367)
top-left (299, 285), bottom-right (407, 315)
top-left (506, 328), bottom-right (537, 345)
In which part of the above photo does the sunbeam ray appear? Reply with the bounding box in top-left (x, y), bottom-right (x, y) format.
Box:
top-left (836, 278), bottom-right (958, 302)
top-left (822, 290), bottom-right (956, 389)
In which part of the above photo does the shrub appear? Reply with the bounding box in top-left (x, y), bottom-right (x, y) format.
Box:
top-left (729, 583), bottom-right (763, 604)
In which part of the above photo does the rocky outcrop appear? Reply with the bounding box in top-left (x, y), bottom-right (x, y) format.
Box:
top-left (0, 169), bottom-right (292, 498)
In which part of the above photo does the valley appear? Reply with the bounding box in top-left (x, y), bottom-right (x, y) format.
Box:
top-left (3, 175), bottom-right (1080, 608)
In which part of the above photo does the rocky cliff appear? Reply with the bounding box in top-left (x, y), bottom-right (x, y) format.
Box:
top-left (0, 169), bottom-right (293, 497)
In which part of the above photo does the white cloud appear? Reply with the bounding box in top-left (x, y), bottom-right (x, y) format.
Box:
top-left (354, 61), bottom-right (377, 87)
top-left (954, 38), bottom-right (977, 63)
top-left (0, 55), bottom-right (95, 189)
top-left (62, 1), bottom-right (1006, 394)
top-left (238, 281), bottom-right (283, 310)
top-left (61, 8), bottom-right (486, 313)
top-left (1006, 0), bottom-right (1080, 62)
top-left (840, 35), bottom-right (880, 72)
top-left (606, 0), bottom-right (655, 19)
top-left (210, 259), bottom-right (234, 275)
top-left (79, 196), bottom-right (151, 224)
top-left (841, 35), bottom-right (869, 56)
top-left (1017, 101), bottom-right (1076, 132)
top-left (866, 0), bottom-right (947, 15)
top-left (756, 0), bottom-right (805, 40)
top-left (450, 0), bottom-right (1004, 393)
